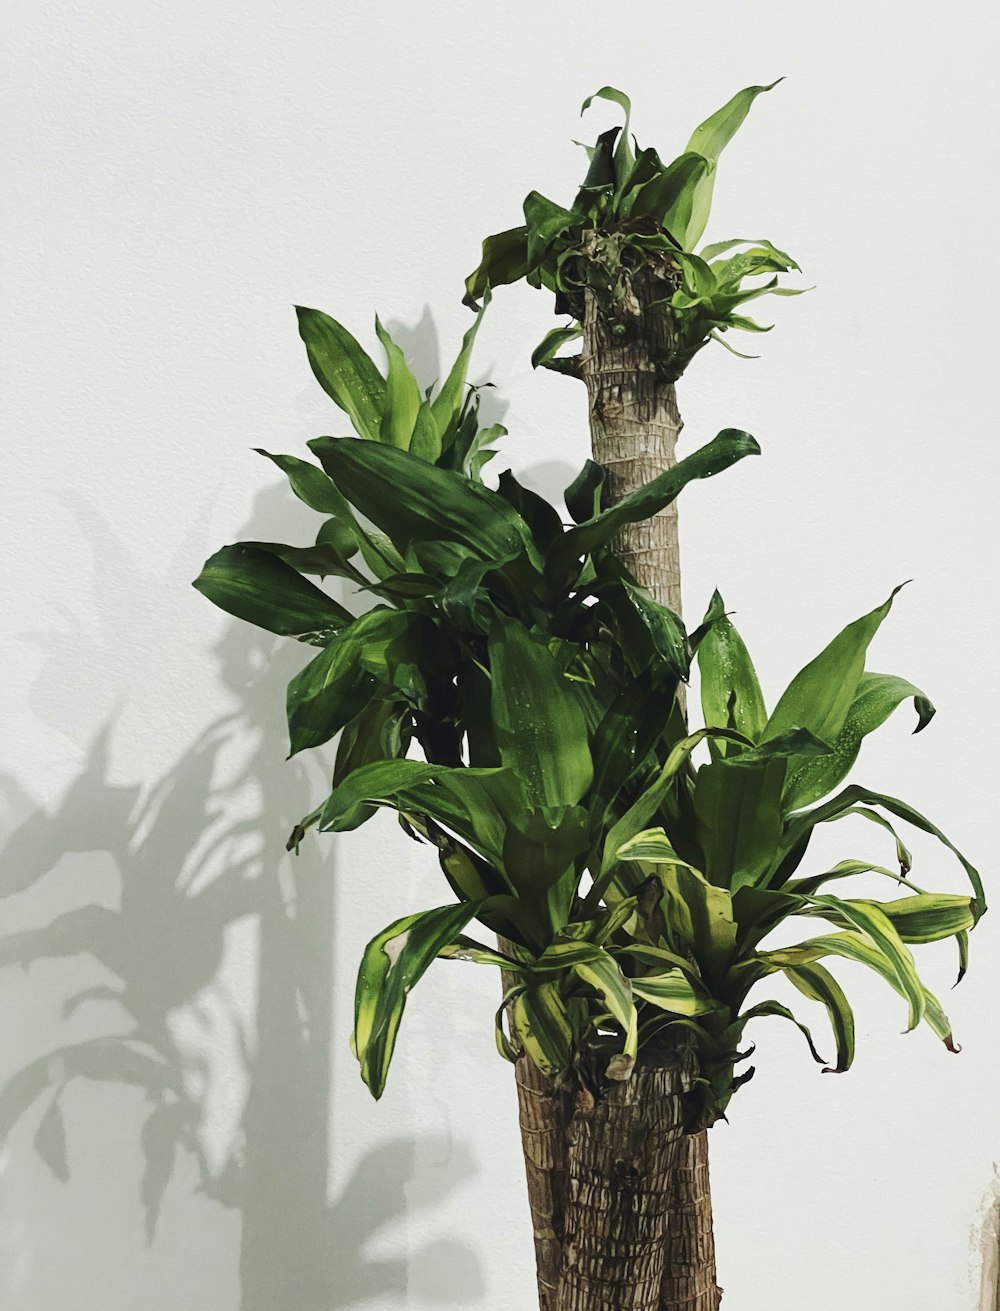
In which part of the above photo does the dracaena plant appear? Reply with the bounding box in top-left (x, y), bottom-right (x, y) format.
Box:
top-left (194, 297), bottom-right (983, 1128)
top-left (464, 82), bottom-right (805, 382)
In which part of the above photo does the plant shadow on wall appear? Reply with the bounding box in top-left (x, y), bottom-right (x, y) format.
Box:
top-left (0, 478), bottom-right (482, 1309)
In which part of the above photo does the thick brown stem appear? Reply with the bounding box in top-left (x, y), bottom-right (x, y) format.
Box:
top-left (515, 1055), bottom-right (571, 1311)
top-left (660, 1133), bottom-right (721, 1310)
top-left (557, 1059), bottom-right (688, 1311)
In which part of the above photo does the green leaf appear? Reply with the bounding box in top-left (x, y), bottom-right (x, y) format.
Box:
top-left (693, 756), bottom-right (786, 893)
top-left (569, 948), bottom-right (637, 1079)
top-left (286, 608), bottom-right (422, 755)
top-left (763, 930), bottom-right (959, 1052)
top-left (682, 81), bottom-right (782, 247)
top-left (531, 323), bottom-right (583, 378)
top-left (777, 961), bottom-right (854, 1073)
top-left (254, 449), bottom-right (352, 517)
top-left (309, 437), bottom-right (538, 566)
top-left (723, 727), bottom-right (832, 768)
top-left (740, 999), bottom-right (827, 1065)
top-left (779, 784), bottom-right (985, 921)
top-left (354, 900), bottom-right (483, 1097)
top-left (464, 227), bottom-right (530, 309)
top-left (375, 318), bottom-right (422, 450)
top-left (801, 895), bottom-right (925, 1029)
top-left (193, 544), bottom-right (352, 638)
top-left (630, 968), bottom-right (719, 1018)
top-left (489, 618), bottom-right (593, 808)
top-left (702, 595), bottom-right (770, 760)
top-left (656, 865), bottom-right (738, 970)
top-left (614, 827), bottom-right (694, 868)
top-left (625, 152), bottom-right (710, 240)
top-left (581, 85), bottom-right (634, 185)
top-left (764, 587), bottom-right (904, 748)
top-left (496, 471), bottom-right (564, 552)
top-left (783, 672), bottom-right (935, 811)
top-left (623, 583), bottom-right (689, 679)
top-left (296, 307), bottom-right (386, 441)
top-left (564, 460), bottom-right (607, 524)
top-left (430, 299), bottom-right (488, 448)
top-left (550, 430), bottom-right (760, 584)
top-left (599, 727), bottom-right (752, 883)
top-left (523, 191), bottom-right (577, 272)
top-left (509, 981), bottom-right (575, 1077)
top-left (851, 893), bottom-right (974, 944)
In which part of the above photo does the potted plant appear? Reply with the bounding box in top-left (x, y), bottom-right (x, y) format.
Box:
top-left (194, 83), bottom-right (983, 1311)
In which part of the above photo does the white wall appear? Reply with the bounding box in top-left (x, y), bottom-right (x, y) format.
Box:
top-left (2, 3), bottom-right (999, 1308)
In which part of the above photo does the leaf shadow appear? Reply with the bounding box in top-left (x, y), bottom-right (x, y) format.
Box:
top-left (0, 477), bottom-right (483, 1308)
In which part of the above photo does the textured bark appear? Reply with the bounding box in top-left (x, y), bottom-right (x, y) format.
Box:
top-left (557, 1059), bottom-right (689, 1311)
top-left (515, 1053), bottom-right (572, 1311)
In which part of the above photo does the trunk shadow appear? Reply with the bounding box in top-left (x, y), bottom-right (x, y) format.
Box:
top-left (0, 480), bottom-right (482, 1308)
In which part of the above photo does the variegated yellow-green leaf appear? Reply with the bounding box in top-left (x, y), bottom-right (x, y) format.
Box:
top-left (778, 960), bottom-right (854, 1073)
top-left (354, 900), bottom-right (484, 1098)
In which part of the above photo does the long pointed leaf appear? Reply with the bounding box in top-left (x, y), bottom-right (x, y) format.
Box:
top-left (296, 307), bottom-right (386, 441)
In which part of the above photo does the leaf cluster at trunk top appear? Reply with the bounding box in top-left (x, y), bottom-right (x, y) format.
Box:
top-left (465, 83), bottom-right (806, 382)
top-left (194, 297), bottom-right (983, 1125)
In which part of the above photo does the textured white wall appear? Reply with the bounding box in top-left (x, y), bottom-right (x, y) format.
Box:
top-left (2, 3), bottom-right (999, 1308)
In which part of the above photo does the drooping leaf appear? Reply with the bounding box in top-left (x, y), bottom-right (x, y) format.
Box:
top-left (509, 981), bottom-right (575, 1077)
top-left (775, 960), bottom-right (854, 1073)
top-left (463, 227), bottom-right (530, 309)
top-left (296, 307), bottom-right (386, 441)
top-left (763, 931), bottom-right (959, 1051)
top-left (569, 947), bottom-right (637, 1079)
top-left (630, 968), bottom-right (720, 1018)
top-left (778, 784), bottom-right (985, 921)
top-left (850, 893), bottom-right (974, 944)
top-left (799, 894), bottom-right (925, 1030)
top-left (740, 999), bottom-right (827, 1065)
top-left (531, 323), bottom-right (583, 378)
top-left (354, 900), bottom-right (485, 1097)
top-left (550, 430), bottom-right (760, 584)
top-left (580, 86), bottom-right (634, 187)
top-left (193, 545), bottom-right (352, 638)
